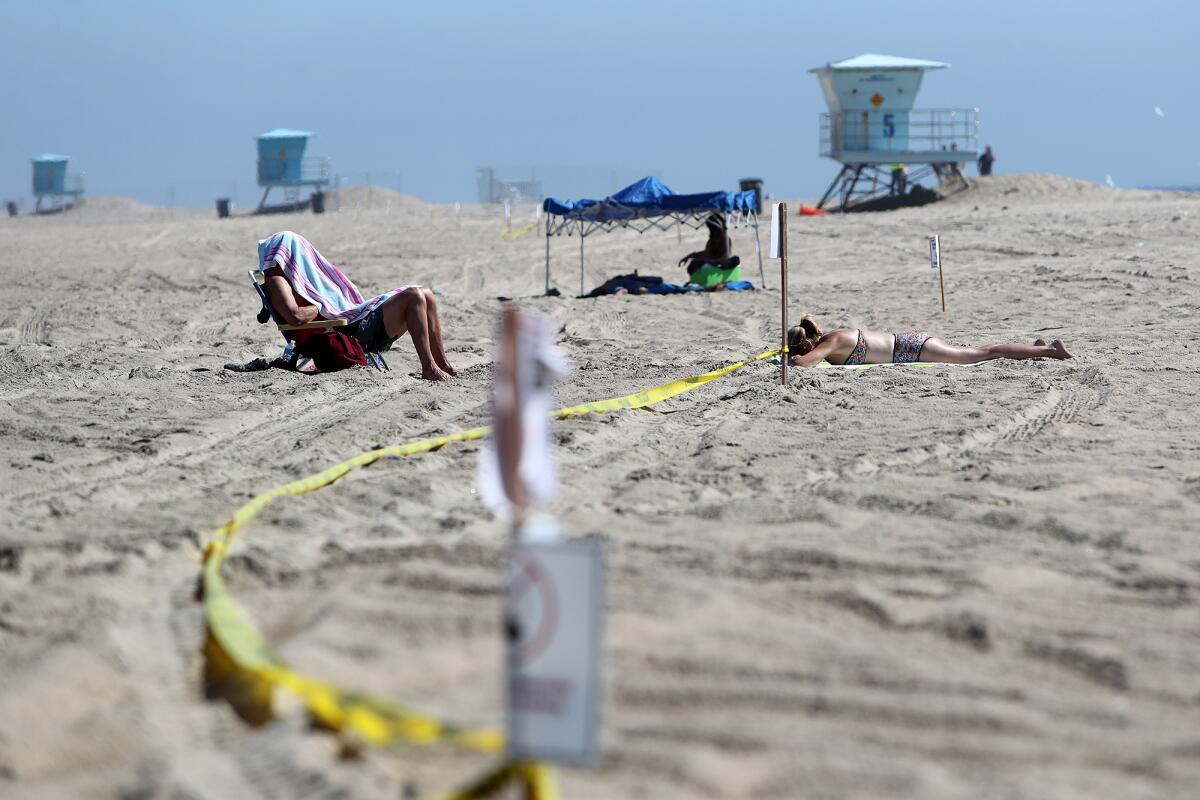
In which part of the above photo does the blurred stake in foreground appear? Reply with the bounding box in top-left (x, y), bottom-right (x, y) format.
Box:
top-left (461, 307), bottom-right (603, 799)
top-left (480, 307), bottom-right (567, 524)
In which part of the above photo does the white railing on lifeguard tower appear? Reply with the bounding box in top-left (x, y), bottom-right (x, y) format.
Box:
top-left (256, 156), bottom-right (331, 185)
top-left (299, 157), bottom-right (330, 185)
top-left (819, 108), bottom-right (979, 160)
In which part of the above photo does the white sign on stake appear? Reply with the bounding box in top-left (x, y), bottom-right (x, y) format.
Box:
top-left (507, 534), bottom-right (605, 767)
top-left (769, 202), bottom-right (783, 259)
top-left (928, 234), bottom-right (941, 270)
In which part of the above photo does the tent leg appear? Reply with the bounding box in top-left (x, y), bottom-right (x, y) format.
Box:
top-left (753, 215), bottom-right (765, 288)
top-left (544, 232), bottom-right (551, 295)
top-left (579, 227), bottom-right (585, 298)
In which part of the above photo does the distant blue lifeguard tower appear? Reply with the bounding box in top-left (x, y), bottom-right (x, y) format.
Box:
top-left (254, 129), bottom-right (330, 212)
top-left (811, 54), bottom-right (978, 211)
top-left (32, 154), bottom-right (84, 213)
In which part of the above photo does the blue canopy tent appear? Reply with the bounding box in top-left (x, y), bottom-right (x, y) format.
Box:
top-left (542, 177), bottom-right (763, 296)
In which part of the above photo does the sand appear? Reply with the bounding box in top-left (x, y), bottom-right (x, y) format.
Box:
top-left (0, 173), bottom-right (1198, 799)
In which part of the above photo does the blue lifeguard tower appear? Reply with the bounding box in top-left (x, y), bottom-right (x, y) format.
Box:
top-left (254, 129), bottom-right (330, 212)
top-left (32, 154), bottom-right (84, 213)
top-left (811, 55), bottom-right (978, 211)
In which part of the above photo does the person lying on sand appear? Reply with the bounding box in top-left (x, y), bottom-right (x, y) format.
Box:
top-left (787, 315), bottom-right (1073, 367)
top-left (678, 213), bottom-right (739, 276)
top-left (258, 231), bottom-right (457, 380)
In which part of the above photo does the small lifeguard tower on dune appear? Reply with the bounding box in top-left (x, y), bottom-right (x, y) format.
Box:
top-left (811, 54), bottom-right (978, 211)
top-left (255, 129), bottom-right (330, 212)
top-left (32, 154), bottom-right (84, 213)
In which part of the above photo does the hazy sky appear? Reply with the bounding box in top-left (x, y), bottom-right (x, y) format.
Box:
top-left (2, 0), bottom-right (1196, 208)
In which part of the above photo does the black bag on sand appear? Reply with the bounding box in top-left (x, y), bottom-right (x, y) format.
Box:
top-left (223, 357), bottom-right (275, 372)
top-left (223, 330), bottom-right (367, 374)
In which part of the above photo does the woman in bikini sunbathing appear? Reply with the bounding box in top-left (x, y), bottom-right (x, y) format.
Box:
top-left (787, 315), bottom-right (1073, 367)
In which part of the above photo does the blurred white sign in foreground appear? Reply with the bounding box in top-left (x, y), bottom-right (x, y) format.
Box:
top-left (507, 533), bottom-right (605, 767)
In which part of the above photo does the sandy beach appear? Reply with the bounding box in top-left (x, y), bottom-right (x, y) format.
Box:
top-left (1, 174), bottom-right (1198, 799)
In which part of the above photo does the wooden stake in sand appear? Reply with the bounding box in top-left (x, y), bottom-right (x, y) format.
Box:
top-left (496, 306), bottom-right (529, 523)
top-left (928, 234), bottom-right (946, 313)
top-left (770, 202), bottom-right (790, 385)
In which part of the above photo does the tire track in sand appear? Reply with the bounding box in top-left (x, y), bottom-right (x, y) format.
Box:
top-left (802, 366), bottom-right (1110, 491)
top-left (3, 373), bottom-right (485, 517)
top-left (18, 303), bottom-right (52, 345)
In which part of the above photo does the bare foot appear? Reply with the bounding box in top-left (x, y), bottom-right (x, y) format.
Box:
top-left (434, 356), bottom-right (458, 376)
top-left (1049, 339), bottom-right (1073, 359)
top-left (1034, 338), bottom-right (1047, 346)
top-left (421, 366), bottom-right (453, 381)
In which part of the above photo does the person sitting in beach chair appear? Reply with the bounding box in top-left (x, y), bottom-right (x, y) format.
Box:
top-left (242, 266), bottom-right (376, 374)
top-left (787, 315), bottom-right (1073, 367)
top-left (678, 213), bottom-right (740, 277)
top-left (257, 231), bottom-right (457, 380)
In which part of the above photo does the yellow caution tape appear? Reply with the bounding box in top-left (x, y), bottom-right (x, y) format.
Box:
top-left (553, 349), bottom-right (779, 418)
top-left (201, 426), bottom-right (500, 751)
top-left (431, 760), bottom-right (560, 800)
top-left (201, 348), bottom-right (781, 751)
top-left (501, 221), bottom-right (539, 241)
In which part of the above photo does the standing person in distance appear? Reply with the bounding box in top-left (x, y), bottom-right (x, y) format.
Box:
top-left (978, 145), bottom-right (996, 177)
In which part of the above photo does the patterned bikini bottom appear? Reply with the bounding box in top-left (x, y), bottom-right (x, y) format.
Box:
top-left (842, 329), bottom-right (869, 365)
top-left (892, 331), bottom-right (930, 363)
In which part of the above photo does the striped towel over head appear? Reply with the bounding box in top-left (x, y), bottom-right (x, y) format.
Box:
top-left (257, 231), bottom-right (410, 323)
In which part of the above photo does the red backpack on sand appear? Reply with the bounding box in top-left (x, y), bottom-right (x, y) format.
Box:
top-left (293, 328), bottom-right (368, 372)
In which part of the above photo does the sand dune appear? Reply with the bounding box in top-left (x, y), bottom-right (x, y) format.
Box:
top-left (53, 196), bottom-right (194, 225)
top-left (330, 185), bottom-right (425, 209)
top-left (945, 172), bottom-right (1189, 205)
top-left (0, 174), bottom-right (1197, 799)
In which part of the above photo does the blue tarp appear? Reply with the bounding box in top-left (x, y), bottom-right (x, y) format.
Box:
top-left (543, 176), bottom-right (758, 220)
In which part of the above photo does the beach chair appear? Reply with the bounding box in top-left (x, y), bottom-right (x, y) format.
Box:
top-left (248, 269), bottom-right (388, 370)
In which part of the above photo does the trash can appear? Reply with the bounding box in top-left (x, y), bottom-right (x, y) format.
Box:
top-left (5, 201), bottom-right (16, 218)
top-left (738, 178), bottom-right (763, 214)
top-left (216, 198), bottom-right (230, 219)
top-left (311, 191), bottom-right (325, 214)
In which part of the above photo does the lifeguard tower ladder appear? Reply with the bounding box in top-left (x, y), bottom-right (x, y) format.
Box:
top-left (811, 55), bottom-right (978, 212)
top-left (32, 154), bottom-right (84, 213)
top-left (255, 129), bottom-right (330, 212)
